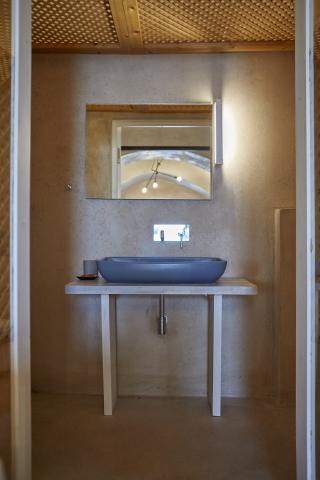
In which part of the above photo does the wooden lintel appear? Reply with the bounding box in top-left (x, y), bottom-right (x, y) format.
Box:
top-left (144, 40), bottom-right (295, 54)
top-left (32, 43), bottom-right (125, 54)
top-left (32, 40), bottom-right (294, 55)
top-left (86, 104), bottom-right (213, 113)
top-left (109, 0), bottom-right (143, 49)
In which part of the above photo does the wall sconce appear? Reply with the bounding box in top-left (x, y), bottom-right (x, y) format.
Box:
top-left (214, 99), bottom-right (223, 165)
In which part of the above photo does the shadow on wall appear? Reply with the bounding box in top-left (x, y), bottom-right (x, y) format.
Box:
top-left (31, 57), bottom-right (76, 393)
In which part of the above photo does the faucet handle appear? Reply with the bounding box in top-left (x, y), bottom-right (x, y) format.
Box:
top-left (178, 231), bottom-right (184, 249)
top-left (160, 230), bottom-right (165, 242)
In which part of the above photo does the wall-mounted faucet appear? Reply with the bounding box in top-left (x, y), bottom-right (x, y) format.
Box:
top-left (178, 231), bottom-right (184, 249)
top-left (153, 224), bottom-right (190, 248)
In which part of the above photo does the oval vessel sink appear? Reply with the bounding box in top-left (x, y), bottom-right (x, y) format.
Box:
top-left (97, 257), bottom-right (227, 284)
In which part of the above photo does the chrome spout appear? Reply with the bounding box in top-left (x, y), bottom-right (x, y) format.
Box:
top-left (178, 232), bottom-right (184, 249)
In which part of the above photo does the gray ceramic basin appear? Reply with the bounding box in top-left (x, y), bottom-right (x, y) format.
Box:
top-left (97, 257), bottom-right (227, 284)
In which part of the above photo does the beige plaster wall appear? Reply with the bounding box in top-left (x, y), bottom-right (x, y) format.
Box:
top-left (31, 52), bottom-right (295, 398)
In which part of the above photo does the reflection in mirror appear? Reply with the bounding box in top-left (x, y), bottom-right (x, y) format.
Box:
top-left (85, 104), bottom-right (214, 200)
top-left (117, 123), bottom-right (211, 199)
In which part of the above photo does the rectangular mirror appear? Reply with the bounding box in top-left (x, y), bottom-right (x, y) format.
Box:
top-left (85, 104), bottom-right (214, 200)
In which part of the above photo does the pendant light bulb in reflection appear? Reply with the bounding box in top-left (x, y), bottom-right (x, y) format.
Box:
top-left (141, 187), bottom-right (148, 194)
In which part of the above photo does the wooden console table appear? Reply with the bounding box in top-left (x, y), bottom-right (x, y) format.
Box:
top-left (65, 278), bottom-right (257, 416)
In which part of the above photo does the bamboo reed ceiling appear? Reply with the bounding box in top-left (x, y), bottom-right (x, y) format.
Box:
top-left (315, 9), bottom-right (320, 60)
top-left (32, 0), bottom-right (295, 54)
top-left (0, 0), bottom-right (11, 81)
top-left (0, 0), bottom-right (11, 342)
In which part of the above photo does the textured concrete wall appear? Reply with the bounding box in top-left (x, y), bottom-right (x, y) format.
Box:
top-left (31, 52), bottom-right (295, 398)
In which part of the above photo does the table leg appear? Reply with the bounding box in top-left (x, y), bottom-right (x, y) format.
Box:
top-left (208, 295), bottom-right (222, 416)
top-left (101, 294), bottom-right (117, 415)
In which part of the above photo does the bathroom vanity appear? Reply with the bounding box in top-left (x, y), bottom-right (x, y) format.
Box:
top-left (65, 278), bottom-right (257, 417)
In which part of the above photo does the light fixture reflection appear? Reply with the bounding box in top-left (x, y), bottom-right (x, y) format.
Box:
top-left (140, 158), bottom-right (183, 194)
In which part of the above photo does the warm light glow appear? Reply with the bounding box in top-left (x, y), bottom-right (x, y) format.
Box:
top-left (223, 104), bottom-right (237, 162)
top-left (152, 181), bottom-right (158, 189)
top-left (176, 176), bottom-right (182, 182)
top-left (141, 187), bottom-right (148, 194)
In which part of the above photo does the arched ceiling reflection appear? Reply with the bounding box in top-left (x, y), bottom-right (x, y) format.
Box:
top-left (121, 150), bottom-right (211, 172)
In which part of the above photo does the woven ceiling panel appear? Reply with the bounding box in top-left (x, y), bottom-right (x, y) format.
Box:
top-left (137, 0), bottom-right (295, 44)
top-left (0, 0), bottom-right (11, 342)
top-left (315, 8), bottom-right (320, 60)
top-left (0, 0), bottom-right (11, 82)
top-left (315, 27), bottom-right (320, 59)
top-left (32, 0), bottom-right (119, 45)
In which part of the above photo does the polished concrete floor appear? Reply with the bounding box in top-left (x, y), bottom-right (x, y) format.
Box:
top-left (32, 394), bottom-right (295, 480)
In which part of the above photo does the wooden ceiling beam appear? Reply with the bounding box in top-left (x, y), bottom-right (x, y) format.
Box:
top-left (109, 0), bottom-right (143, 49)
top-left (32, 40), bottom-right (294, 54)
top-left (144, 40), bottom-right (295, 54)
top-left (32, 43), bottom-right (125, 54)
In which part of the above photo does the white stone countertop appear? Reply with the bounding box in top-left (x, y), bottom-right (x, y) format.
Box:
top-left (65, 278), bottom-right (257, 296)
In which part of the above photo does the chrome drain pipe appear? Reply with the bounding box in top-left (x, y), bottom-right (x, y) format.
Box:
top-left (158, 294), bottom-right (168, 335)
